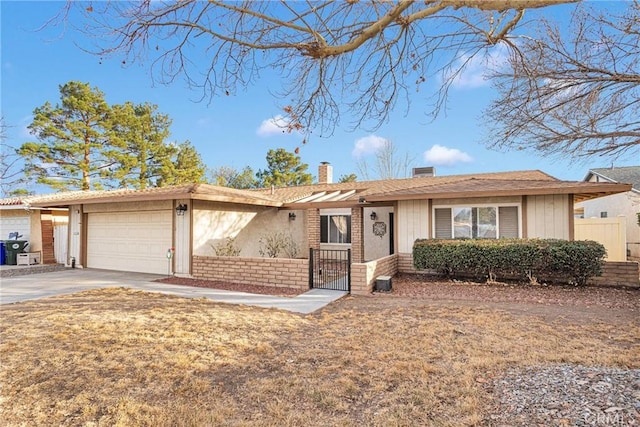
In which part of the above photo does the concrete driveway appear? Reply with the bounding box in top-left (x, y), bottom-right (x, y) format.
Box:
top-left (0, 269), bottom-right (346, 314)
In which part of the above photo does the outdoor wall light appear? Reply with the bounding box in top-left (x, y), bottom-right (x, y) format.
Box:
top-left (175, 204), bottom-right (188, 216)
top-left (289, 212), bottom-right (297, 221)
top-left (370, 211), bottom-right (377, 221)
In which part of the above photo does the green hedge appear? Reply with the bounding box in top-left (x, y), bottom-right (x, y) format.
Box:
top-left (413, 238), bottom-right (606, 286)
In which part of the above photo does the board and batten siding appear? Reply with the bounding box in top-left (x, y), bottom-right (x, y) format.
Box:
top-left (397, 200), bottom-right (429, 253)
top-left (525, 194), bottom-right (570, 239)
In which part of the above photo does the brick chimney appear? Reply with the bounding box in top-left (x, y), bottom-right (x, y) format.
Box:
top-left (318, 161), bottom-right (333, 184)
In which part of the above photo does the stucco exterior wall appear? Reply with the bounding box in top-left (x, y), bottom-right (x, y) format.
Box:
top-left (576, 191), bottom-right (640, 259)
top-left (526, 194), bottom-right (570, 239)
top-left (28, 212), bottom-right (42, 253)
top-left (193, 200), bottom-right (307, 258)
top-left (363, 206), bottom-right (393, 261)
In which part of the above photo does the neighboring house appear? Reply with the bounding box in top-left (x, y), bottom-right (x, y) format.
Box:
top-left (0, 198), bottom-right (69, 264)
top-left (24, 164), bottom-right (630, 292)
top-left (575, 166), bottom-right (640, 260)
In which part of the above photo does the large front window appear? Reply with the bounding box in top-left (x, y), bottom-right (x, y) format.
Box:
top-left (320, 215), bottom-right (351, 244)
top-left (435, 206), bottom-right (518, 239)
top-left (453, 207), bottom-right (497, 238)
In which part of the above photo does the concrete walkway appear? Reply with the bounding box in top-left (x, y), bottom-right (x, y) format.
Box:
top-left (0, 269), bottom-right (347, 314)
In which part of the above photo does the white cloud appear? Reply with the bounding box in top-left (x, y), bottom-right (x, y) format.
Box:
top-left (352, 134), bottom-right (387, 158)
top-left (423, 144), bottom-right (473, 166)
top-left (256, 115), bottom-right (290, 137)
top-left (445, 44), bottom-right (509, 90)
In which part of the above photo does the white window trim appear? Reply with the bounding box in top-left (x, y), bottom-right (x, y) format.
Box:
top-left (432, 203), bottom-right (522, 239)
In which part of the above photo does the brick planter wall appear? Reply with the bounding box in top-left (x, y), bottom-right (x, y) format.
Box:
top-left (351, 254), bottom-right (399, 295)
top-left (588, 261), bottom-right (640, 288)
top-left (398, 253), bottom-right (438, 275)
top-left (192, 255), bottom-right (309, 290)
top-left (398, 253), bottom-right (640, 288)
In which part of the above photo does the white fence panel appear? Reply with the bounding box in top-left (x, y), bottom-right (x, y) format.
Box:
top-left (54, 224), bottom-right (68, 265)
top-left (575, 217), bottom-right (626, 261)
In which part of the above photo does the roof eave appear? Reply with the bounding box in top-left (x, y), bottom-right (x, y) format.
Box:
top-left (27, 191), bottom-right (281, 208)
top-left (194, 193), bottom-right (281, 207)
top-left (365, 183), bottom-right (632, 203)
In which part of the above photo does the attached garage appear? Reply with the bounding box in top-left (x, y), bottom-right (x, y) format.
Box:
top-left (0, 212), bottom-right (30, 241)
top-left (86, 209), bottom-right (172, 274)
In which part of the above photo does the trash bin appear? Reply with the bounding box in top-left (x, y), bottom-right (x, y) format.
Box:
top-left (0, 242), bottom-right (5, 265)
top-left (3, 240), bottom-right (28, 265)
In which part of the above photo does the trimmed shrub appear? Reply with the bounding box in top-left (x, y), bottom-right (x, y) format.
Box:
top-left (413, 238), bottom-right (605, 286)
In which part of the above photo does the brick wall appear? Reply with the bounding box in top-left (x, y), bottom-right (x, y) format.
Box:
top-left (307, 209), bottom-right (320, 250)
top-left (397, 252), bottom-right (438, 275)
top-left (589, 261), bottom-right (639, 288)
top-left (193, 255), bottom-right (309, 290)
top-left (399, 252), bottom-right (640, 288)
top-left (318, 162), bottom-right (333, 184)
top-left (351, 254), bottom-right (399, 295)
top-left (351, 207), bottom-right (364, 263)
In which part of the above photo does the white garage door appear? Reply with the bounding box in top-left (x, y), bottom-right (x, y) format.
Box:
top-left (0, 215), bottom-right (30, 241)
top-left (87, 210), bottom-right (172, 274)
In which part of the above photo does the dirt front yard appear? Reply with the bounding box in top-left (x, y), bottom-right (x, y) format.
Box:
top-left (1, 275), bottom-right (638, 426)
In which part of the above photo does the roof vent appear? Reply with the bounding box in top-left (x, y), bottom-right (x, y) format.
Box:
top-left (412, 166), bottom-right (435, 177)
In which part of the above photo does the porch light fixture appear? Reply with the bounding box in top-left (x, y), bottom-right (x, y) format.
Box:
top-left (370, 211), bottom-right (377, 221)
top-left (289, 212), bottom-right (297, 221)
top-left (175, 204), bottom-right (188, 216)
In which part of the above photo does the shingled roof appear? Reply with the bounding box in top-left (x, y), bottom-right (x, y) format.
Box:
top-left (254, 169), bottom-right (629, 207)
top-left (7, 169), bottom-right (631, 209)
top-left (19, 184), bottom-right (282, 208)
top-left (585, 166), bottom-right (640, 192)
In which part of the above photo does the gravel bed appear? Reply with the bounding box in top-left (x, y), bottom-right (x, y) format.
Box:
top-left (486, 365), bottom-right (640, 426)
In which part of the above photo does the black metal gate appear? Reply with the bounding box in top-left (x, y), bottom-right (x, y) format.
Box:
top-left (309, 248), bottom-right (351, 292)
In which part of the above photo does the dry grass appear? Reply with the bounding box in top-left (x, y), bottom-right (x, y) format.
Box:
top-left (1, 287), bottom-right (638, 426)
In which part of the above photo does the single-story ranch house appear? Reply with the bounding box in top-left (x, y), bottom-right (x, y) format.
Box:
top-left (23, 164), bottom-right (635, 293)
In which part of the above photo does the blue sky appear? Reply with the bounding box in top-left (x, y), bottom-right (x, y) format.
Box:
top-left (1, 1), bottom-right (637, 191)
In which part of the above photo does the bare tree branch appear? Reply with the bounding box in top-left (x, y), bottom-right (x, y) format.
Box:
top-left (487, 1), bottom-right (640, 160)
top-left (0, 117), bottom-right (28, 197)
top-left (54, 0), bottom-right (577, 139)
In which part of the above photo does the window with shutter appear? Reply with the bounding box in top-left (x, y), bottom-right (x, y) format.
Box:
top-left (434, 208), bottom-right (452, 239)
top-left (498, 206), bottom-right (519, 238)
top-left (434, 205), bottom-right (520, 239)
